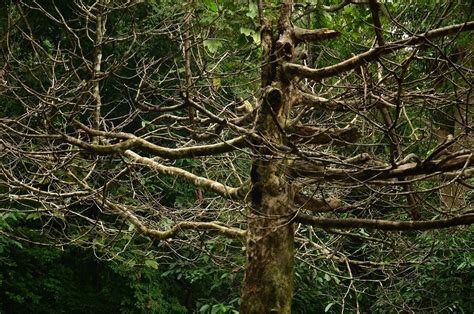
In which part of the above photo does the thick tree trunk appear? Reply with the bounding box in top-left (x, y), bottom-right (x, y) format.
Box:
top-left (240, 61), bottom-right (295, 314)
top-left (240, 70), bottom-right (295, 314)
top-left (240, 2), bottom-right (295, 312)
top-left (240, 159), bottom-right (294, 313)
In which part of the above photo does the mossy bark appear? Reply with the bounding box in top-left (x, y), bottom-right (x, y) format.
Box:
top-left (240, 68), bottom-right (295, 314)
top-left (240, 159), bottom-right (294, 313)
top-left (240, 3), bottom-right (296, 312)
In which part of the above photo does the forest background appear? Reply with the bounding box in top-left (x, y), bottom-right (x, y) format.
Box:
top-left (0, 0), bottom-right (473, 313)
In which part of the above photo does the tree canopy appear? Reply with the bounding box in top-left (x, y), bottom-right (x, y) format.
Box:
top-left (0, 0), bottom-right (473, 312)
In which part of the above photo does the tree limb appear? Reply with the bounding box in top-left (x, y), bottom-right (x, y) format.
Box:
top-left (64, 122), bottom-right (248, 159)
top-left (123, 150), bottom-right (246, 200)
top-left (105, 200), bottom-right (247, 241)
top-left (284, 21), bottom-right (474, 80)
top-left (295, 213), bottom-right (474, 231)
top-left (287, 125), bottom-right (360, 145)
top-left (290, 153), bottom-right (473, 182)
top-left (293, 27), bottom-right (340, 43)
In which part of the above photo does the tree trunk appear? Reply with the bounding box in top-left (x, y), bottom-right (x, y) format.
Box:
top-left (240, 158), bottom-right (294, 313)
top-left (240, 68), bottom-right (295, 314)
top-left (240, 2), bottom-right (296, 312)
top-left (240, 61), bottom-right (295, 314)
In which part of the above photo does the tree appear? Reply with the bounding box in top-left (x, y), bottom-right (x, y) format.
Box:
top-left (1, 0), bottom-right (473, 312)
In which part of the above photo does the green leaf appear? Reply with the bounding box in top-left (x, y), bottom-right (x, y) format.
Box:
top-left (203, 39), bottom-right (223, 53)
top-left (239, 27), bottom-right (259, 44)
top-left (125, 259), bottom-right (136, 268)
top-left (92, 237), bottom-right (104, 247)
top-left (456, 262), bottom-right (466, 270)
top-left (144, 259), bottom-right (159, 269)
top-left (26, 212), bottom-right (40, 220)
top-left (247, 1), bottom-right (258, 19)
top-left (52, 210), bottom-right (65, 220)
top-left (239, 27), bottom-right (253, 37)
top-left (211, 304), bottom-right (227, 314)
top-left (359, 228), bottom-right (369, 237)
top-left (325, 302), bottom-right (335, 312)
top-left (204, 0), bottom-right (218, 13)
top-left (199, 304), bottom-right (211, 313)
top-left (323, 11), bottom-right (333, 23)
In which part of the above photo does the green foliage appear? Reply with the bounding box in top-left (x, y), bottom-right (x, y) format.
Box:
top-left (0, 244), bottom-right (189, 313)
top-left (0, 209), bottom-right (245, 312)
top-left (372, 229), bottom-right (474, 313)
top-left (1, 0), bottom-right (472, 312)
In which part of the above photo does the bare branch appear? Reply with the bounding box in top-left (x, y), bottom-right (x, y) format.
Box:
top-left (296, 213), bottom-right (474, 231)
top-left (293, 27), bottom-right (340, 43)
top-left (105, 200), bottom-right (246, 240)
top-left (284, 21), bottom-right (474, 80)
top-left (63, 122), bottom-right (249, 159)
top-left (123, 150), bottom-right (246, 200)
top-left (287, 125), bottom-right (360, 145)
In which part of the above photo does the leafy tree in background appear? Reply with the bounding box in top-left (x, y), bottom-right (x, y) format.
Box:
top-left (0, 243), bottom-right (187, 313)
top-left (0, 0), bottom-right (473, 312)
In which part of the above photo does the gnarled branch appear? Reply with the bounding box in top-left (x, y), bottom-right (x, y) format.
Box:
top-left (284, 21), bottom-right (474, 80)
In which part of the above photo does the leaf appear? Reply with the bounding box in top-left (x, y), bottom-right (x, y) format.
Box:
top-left (204, 0), bottom-right (218, 13)
top-left (26, 212), bottom-right (40, 220)
top-left (125, 259), bottom-right (136, 268)
top-left (323, 11), bottom-right (333, 23)
top-left (212, 77), bottom-right (221, 91)
top-left (144, 259), bottom-right (159, 269)
top-left (203, 39), bottom-right (222, 53)
top-left (211, 304), bottom-right (227, 314)
top-left (35, 176), bottom-right (50, 184)
top-left (92, 237), bottom-right (104, 247)
top-left (12, 240), bottom-right (23, 249)
top-left (247, 1), bottom-right (258, 19)
top-left (325, 302), bottom-right (335, 312)
top-left (456, 262), bottom-right (466, 270)
top-left (239, 27), bottom-right (259, 44)
top-left (240, 27), bottom-right (253, 37)
top-left (243, 100), bottom-right (253, 112)
top-left (219, 272), bottom-right (229, 280)
top-left (52, 210), bottom-right (65, 220)
top-left (359, 228), bottom-right (369, 237)
top-left (251, 32), bottom-right (260, 44)
top-left (199, 304), bottom-right (211, 313)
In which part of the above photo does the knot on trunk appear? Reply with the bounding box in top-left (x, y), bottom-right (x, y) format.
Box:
top-left (276, 35), bottom-right (295, 61)
top-left (264, 86), bottom-right (283, 113)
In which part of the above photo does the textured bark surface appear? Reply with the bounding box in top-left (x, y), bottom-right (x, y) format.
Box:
top-left (240, 3), bottom-right (295, 311)
top-left (240, 160), bottom-right (294, 313)
top-left (240, 85), bottom-right (295, 312)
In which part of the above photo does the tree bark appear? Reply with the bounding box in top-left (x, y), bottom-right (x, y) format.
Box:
top-left (240, 85), bottom-right (295, 312)
top-left (240, 3), bottom-right (295, 311)
top-left (240, 159), bottom-right (294, 313)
